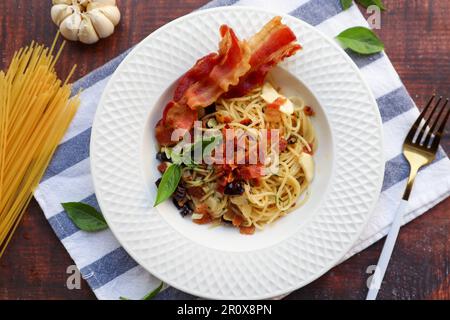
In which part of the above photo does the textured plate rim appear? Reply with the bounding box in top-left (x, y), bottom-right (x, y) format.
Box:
top-left (90, 6), bottom-right (384, 300)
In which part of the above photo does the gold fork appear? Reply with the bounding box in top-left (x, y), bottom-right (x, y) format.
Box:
top-left (366, 95), bottom-right (450, 300)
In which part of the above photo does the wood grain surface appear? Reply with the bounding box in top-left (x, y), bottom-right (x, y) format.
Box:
top-left (0, 0), bottom-right (448, 300)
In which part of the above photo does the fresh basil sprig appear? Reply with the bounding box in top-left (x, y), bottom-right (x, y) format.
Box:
top-left (120, 282), bottom-right (164, 300)
top-left (341, 0), bottom-right (385, 10)
top-left (165, 136), bottom-right (218, 166)
top-left (340, 0), bottom-right (353, 10)
top-left (357, 0), bottom-right (385, 10)
top-left (336, 26), bottom-right (384, 54)
top-left (154, 163), bottom-right (182, 207)
top-left (62, 202), bottom-right (108, 232)
top-left (155, 136), bottom-right (218, 207)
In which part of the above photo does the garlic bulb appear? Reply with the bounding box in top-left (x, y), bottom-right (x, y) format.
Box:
top-left (51, 0), bottom-right (121, 44)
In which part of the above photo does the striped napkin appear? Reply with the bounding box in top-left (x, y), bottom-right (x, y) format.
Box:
top-left (34, 0), bottom-right (450, 300)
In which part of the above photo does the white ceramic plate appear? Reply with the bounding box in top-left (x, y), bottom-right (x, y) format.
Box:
top-left (91, 7), bottom-right (384, 299)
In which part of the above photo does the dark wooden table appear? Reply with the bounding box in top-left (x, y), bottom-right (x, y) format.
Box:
top-left (0, 0), bottom-right (449, 300)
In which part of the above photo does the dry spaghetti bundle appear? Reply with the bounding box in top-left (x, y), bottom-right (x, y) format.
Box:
top-left (0, 35), bottom-right (80, 258)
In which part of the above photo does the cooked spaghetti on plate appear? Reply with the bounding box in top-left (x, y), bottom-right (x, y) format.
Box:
top-left (153, 17), bottom-right (316, 235)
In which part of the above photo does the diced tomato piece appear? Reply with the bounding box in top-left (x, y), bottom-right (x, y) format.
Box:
top-left (232, 214), bottom-right (244, 227)
top-left (187, 186), bottom-right (205, 199)
top-left (240, 118), bottom-right (252, 125)
top-left (239, 225), bottom-right (255, 235)
top-left (157, 162), bottom-right (168, 173)
top-left (193, 204), bottom-right (212, 224)
top-left (216, 113), bottom-right (233, 123)
top-left (193, 214), bottom-right (212, 225)
top-left (267, 97), bottom-right (286, 110)
top-left (304, 106), bottom-right (315, 116)
top-left (237, 165), bottom-right (263, 180)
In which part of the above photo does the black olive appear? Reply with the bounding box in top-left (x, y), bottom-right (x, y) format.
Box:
top-left (155, 178), bottom-right (162, 187)
top-left (156, 151), bottom-right (170, 162)
top-left (180, 204), bottom-right (193, 217)
top-left (204, 103), bottom-right (216, 115)
top-left (172, 198), bottom-right (183, 209)
top-left (224, 181), bottom-right (244, 196)
top-left (173, 184), bottom-right (187, 202)
top-left (288, 136), bottom-right (297, 144)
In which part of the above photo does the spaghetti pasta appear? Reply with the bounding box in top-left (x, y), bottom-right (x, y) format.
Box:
top-left (160, 84), bottom-right (316, 234)
top-left (0, 34), bottom-right (80, 258)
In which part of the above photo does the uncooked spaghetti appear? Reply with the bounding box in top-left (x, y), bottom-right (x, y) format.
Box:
top-left (0, 34), bottom-right (80, 258)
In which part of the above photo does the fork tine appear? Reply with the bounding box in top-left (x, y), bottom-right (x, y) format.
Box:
top-left (405, 95), bottom-right (435, 143)
top-left (431, 99), bottom-right (450, 151)
top-left (416, 96), bottom-right (443, 145)
top-left (424, 99), bottom-right (448, 147)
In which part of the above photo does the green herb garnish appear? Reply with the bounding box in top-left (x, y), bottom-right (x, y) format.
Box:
top-left (120, 282), bottom-right (164, 300)
top-left (340, 0), bottom-right (353, 10)
top-left (62, 202), bottom-right (108, 232)
top-left (341, 0), bottom-right (385, 10)
top-left (154, 163), bottom-right (182, 207)
top-left (336, 26), bottom-right (384, 54)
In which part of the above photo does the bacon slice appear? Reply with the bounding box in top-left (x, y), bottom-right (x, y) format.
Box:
top-left (155, 17), bottom-right (301, 146)
top-left (225, 17), bottom-right (301, 98)
top-left (155, 101), bottom-right (197, 146)
top-left (183, 25), bottom-right (251, 109)
top-left (173, 53), bottom-right (220, 101)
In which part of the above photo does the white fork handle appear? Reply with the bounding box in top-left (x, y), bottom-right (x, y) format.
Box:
top-left (366, 199), bottom-right (408, 300)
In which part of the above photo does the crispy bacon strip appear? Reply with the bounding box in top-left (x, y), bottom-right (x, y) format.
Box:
top-left (183, 25), bottom-right (251, 109)
top-left (173, 53), bottom-right (220, 101)
top-left (155, 101), bottom-right (197, 146)
top-left (225, 17), bottom-right (301, 98)
top-left (155, 17), bottom-right (301, 146)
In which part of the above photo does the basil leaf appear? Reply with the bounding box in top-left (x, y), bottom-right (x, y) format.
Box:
top-left (62, 202), bottom-right (108, 232)
top-left (141, 282), bottom-right (164, 300)
top-left (336, 27), bottom-right (384, 55)
top-left (166, 136), bottom-right (219, 166)
top-left (356, 0), bottom-right (385, 10)
top-left (341, 0), bottom-right (353, 10)
top-left (154, 164), bottom-right (181, 207)
top-left (120, 282), bottom-right (164, 300)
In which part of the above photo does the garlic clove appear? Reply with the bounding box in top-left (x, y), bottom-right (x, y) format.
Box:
top-left (86, 9), bottom-right (115, 39)
top-left (59, 12), bottom-right (82, 42)
top-left (78, 14), bottom-right (100, 44)
top-left (88, 4), bottom-right (121, 26)
top-left (79, 0), bottom-right (90, 7)
top-left (90, 0), bottom-right (117, 6)
top-left (51, 4), bottom-right (72, 26)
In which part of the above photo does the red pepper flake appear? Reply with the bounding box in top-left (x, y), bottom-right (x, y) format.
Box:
top-left (304, 106), bottom-right (315, 116)
top-left (239, 225), bottom-right (255, 235)
top-left (157, 162), bottom-right (168, 173)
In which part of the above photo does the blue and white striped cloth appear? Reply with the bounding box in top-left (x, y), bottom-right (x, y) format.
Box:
top-left (34, 0), bottom-right (450, 300)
